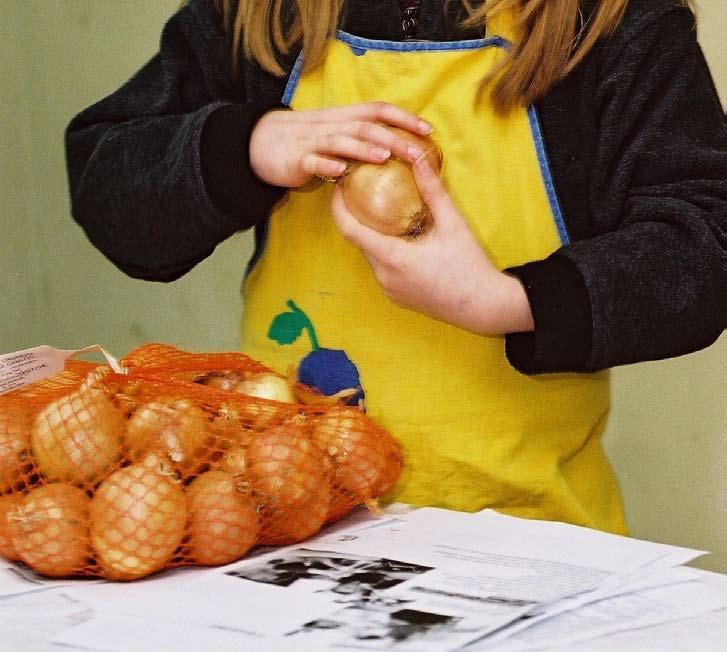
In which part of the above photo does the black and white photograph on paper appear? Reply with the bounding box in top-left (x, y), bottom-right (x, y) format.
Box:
top-left (286, 605), bottom-right (477, 649)
top-left (225, 548), bottom-right (434, 598)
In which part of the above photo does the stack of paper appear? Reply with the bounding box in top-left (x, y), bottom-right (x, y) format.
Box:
top-left (2, 507), bottom-right (726, 651)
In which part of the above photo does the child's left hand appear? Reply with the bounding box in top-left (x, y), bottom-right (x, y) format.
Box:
top-left (330, 157), bottom-right (535, 336)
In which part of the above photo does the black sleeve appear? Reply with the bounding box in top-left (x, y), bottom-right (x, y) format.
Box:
top-left (505, 6), bottom-right (727, 373)
top-left (64, 0), bottom-right (287, 282)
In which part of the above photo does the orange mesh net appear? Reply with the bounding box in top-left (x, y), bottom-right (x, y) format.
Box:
top-left (0, 344), bottom-right (402, 581)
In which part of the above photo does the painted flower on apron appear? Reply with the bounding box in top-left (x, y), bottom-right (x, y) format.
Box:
top-left (268, 300), bottom-right (365, 407)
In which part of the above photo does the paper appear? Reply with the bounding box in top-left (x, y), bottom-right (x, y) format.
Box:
top-left (0, 344), bottom-right (122, 395)
top-left (0, 563), bottom-right (101, 598)
top-left (52, 615), bottom-right (286, 652)
top-left (551, 608), bottom-right (727, 652)
top-left (468, 571), bottom-right (727, 650)
top-left (0, 590), bottom-right (92, 652)
top-left (4, 508), bottom-right (714, 652)
top-left (222, 547), bottom-right (511, 650)
top-left (167, 508), bottom-right (701, 651)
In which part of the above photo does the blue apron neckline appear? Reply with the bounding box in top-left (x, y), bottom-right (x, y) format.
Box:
top-left (335, 30), bottom-right (509, 55)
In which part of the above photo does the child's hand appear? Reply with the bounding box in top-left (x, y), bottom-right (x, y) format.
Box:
top-left (330, 157), bottom-right (535, 336)
top-left (250, 103), bottom-right (432, 188)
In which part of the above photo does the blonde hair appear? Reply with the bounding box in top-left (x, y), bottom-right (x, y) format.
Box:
top-left (216, 0), bottom-right (695, 113)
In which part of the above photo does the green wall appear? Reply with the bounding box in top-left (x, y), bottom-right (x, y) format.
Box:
top-left (2, 1), bottom-right (726, 570)
top-left (1, 1), bottom-right (253, 355)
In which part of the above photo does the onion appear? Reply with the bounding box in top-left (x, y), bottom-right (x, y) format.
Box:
top-left (11, 484), bottom-right (91, 577)
top-left (259, 485), bottom-right (331, 545)
top-left (340, 126), bottom-right (443, 237)
top-left (31, 387), bottom-right (124, 488)
top-left (124, 399), bottom-right (211, 478)
top-left (90, 455), bottom-right (187, 581)
top-left (326, 486), bottom-right (358, 524)
top-left (219, 446), bottom-right (248, 476)
top-left (219, 373), bottom-right (297, 432)
top-left (211, 410), bottom-right (254, 449)
top-left (0, 493), bottom-right (23, 561)
top-left (197, 371), bottom-right (244, 392)
top-left (186, 470), bottom-right (259, 566)
top-left (233, 373), bottom-right (296, 403)
top-left (311, 407), bottom-right (402, 500)
top-left (246, 425), bottom-right (327, 512)
top-left (0, 405), bottom-right (31, 493)
top-left (250, 424), bottom-right (332, 545)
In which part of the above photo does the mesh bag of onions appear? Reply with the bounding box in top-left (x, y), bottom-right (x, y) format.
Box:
top-left (0, 344), bottom-right (402, 581)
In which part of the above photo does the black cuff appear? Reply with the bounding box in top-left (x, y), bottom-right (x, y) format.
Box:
top-left (504, 254), bottom-right (593, 374)
top-left (200, 102), bottom-right (289, 229)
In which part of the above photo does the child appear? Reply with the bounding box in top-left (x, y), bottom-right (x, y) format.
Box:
top-left (65, 0), bottom-right (727, 534)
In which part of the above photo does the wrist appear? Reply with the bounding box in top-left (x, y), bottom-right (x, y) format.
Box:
top-left (455, 270), bottom-right (534, 336)
top-left (249, 109), bottom-right (289, 184)
top-left (498, 272), bottom-right (535, 333)
top-left (466, 271), bottom-right (534, 336)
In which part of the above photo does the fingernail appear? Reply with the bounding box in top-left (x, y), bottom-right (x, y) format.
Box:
top-left (418, 120), bottom-right (433, 134)
top-left (407, 146), bottom-right (424, 162)
top-left (372, 147), bottom-right (390, 160)
top-left (334, 161), bottom-right (347, 174)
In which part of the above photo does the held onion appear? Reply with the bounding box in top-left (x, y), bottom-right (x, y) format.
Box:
top-left (90, 455), bottom-right (187, 581)
top-left (11, 484), bottom-right (91, 577)
top-left (339, 126), bottom-right (443, 237)
top-left (186, 470), bottom-right (259, 566)
top-left (31, 387), bottom-right (124, 488)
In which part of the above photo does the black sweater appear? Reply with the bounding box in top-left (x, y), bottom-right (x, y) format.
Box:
top-left (65, 0), bottom-right (727, 375)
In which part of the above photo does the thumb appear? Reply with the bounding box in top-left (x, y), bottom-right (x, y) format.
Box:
top-left (412, 156), bottom-right (457, 228)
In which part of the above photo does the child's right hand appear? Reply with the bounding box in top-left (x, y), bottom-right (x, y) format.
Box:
top-left (249, 102), bottom-right (432, 188)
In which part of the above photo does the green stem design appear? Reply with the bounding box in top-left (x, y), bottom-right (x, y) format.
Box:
top-left (286, 300), bottom-right (320, 351)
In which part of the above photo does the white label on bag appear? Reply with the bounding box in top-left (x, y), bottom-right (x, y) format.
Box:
top-left (0, 345), bottom-right (123, 395)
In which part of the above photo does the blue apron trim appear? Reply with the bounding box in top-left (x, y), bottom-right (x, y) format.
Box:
top-left (244, 219), bottom-right (269, 279)
top-left (282, 53), bottom-right (306, 106)
top-left (527, 106), bottom-right (570, 245)
top-left (335, 30), bottom-right (509, 53)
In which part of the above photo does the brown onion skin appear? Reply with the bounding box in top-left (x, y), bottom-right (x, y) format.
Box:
top-left (311, 406), bottom-right (402, 501)
top-left (340, 127), bottom-right (443, 237)
top-left (0, 406), bottom-right (30, 493)
top-left (246, 424), bottom-right (327, 511)
top-left (124, 399), bottom-right (212, 479)
top-left (0, 493), bottom-right (23, 561)
top-left (258, 477), bottom-right (331, 546)
top-left (90, 457), bottom-right (187, 581)
top-left (31, 388), bottom-right (124, 488)
top-left (11, 484), bottom-right (91, 577)
top-left (186, 471), bottom-right (259, 566)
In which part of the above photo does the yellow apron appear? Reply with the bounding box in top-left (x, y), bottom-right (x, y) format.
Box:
top-left (242, 17), bottom-right (627, 534)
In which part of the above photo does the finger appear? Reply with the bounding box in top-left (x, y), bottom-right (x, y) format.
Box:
top-left (299, 153), bottom-right (348, 179)
top-left (330, 187), bottom-right (399, 261)
top-left (316, 133), bottom-right (391, 165)
top-left (412, 156), bottom-right (456, 222)
top-left (342, 122), bottom-right (425, 163)
top-left (316, 102), bottom-right (432, 136)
